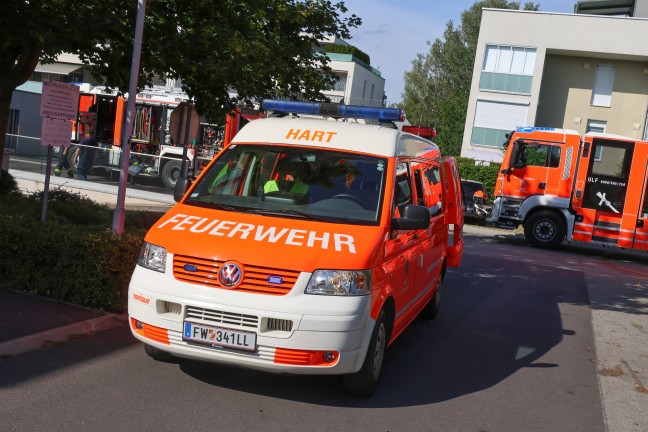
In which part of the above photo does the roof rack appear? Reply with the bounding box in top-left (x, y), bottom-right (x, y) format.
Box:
top-left (261, 99), bottom-right (404, 122)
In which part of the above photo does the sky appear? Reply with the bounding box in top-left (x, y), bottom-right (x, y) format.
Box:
top-left (345, 0), bottom-right (575, 104)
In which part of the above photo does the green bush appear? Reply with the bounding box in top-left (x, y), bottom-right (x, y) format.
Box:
top-left (0, 186), bottom-right (163, 313)
top-left (0, 170), bottom-right (19, 196)
top-left (324, 43), bottom-right (371, 65)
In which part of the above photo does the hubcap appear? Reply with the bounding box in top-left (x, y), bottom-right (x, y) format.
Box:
top-left (535, 220), bottom-right (555, 240)
top-left (372, 323), bottom-right (386, 380)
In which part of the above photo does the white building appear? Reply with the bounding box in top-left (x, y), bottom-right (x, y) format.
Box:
top-left (316, 36), bottom-right (386, 107)
top-left (461, 1), bottom-right (648, 163)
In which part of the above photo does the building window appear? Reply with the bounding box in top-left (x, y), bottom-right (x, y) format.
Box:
top-left (591, 65), bottom-right (615, 107)
top-left (586, 120), bottom-right (606, 160)
top-left (362, 80), bottom-right (367, 99)
top-left (479, 45), bottom-right (536, 94)
top-left (471, 100), bottom-right (529, 148)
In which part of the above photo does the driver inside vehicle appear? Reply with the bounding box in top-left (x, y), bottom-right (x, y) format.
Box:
top-left (263, 159), bottom-right (310, 194)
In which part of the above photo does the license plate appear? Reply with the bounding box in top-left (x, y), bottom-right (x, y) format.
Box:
top-left (183, 322), bottom-right (257, 352)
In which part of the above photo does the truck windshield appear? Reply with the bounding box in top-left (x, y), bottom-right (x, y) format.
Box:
top-left (186, 145), bottom-right (387, 224)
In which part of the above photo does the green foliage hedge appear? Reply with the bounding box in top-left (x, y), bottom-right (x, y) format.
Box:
top-left (0, 172), bottom-right (164, 313)
top-left (324, 43), bottom-right (371, 65)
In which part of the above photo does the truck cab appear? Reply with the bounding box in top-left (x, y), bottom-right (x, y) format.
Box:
top-left (491, 126), bottom-right (648, 251)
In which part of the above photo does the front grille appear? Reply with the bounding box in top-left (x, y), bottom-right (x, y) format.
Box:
top-left (267, 318), bottom-right (293, 332)
top-left (173, 254), bottom-right (299, 295)
top-left (186, 306), bottom-right (258, 329)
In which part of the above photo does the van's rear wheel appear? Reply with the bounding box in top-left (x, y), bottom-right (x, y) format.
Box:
top-left (419, 276), bottom-right (442, 320)
top-left (524, 210), bottom-right (566, 250)
top-left (343, 309), bottom-right (387, 396)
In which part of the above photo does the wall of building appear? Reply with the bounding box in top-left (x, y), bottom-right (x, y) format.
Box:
top-left (537, 55), bottom-right (648, 138)
top-left (8, 89), bottom-right (45, 156)
top-left (461, 8), bottom-right (648, 162)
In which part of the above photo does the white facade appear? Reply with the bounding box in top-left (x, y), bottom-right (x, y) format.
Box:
top-left (461, 8), bottom-right (648, 163)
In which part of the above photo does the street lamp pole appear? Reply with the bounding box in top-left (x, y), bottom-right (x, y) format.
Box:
top-left (112, 0), bottom-right (147, 235)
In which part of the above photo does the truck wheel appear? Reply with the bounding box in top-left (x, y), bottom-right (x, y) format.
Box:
top-left (161, 159), bottom-right (182, 189)
top-left (67, 145), bottom-right (80, 171)
top-left (524, 210), bottom-right (566, 250)
top-left (143, 343), bottom-right (174, 362)
top-left (343, 309), bottom-right (387, 396)
top-left (419, 276), bottom-right (442, 320)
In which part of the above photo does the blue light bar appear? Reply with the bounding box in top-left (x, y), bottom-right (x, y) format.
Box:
top-left (262, 99), bottom-right (403, 122)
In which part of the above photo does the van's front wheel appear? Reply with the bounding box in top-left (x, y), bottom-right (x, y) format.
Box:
top-left (143, 343), bottom-right (174, 362)
top-left (524, 210), bottom-right (566, 250)
top-left (343, 309), bottom-right (387, 397)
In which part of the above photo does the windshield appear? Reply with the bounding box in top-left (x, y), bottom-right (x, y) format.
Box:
top-left (187, 145), bottom-right (387, 224)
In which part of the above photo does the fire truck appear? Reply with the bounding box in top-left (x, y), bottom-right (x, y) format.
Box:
top-left (490, 127), bottom-right (648, 251)
top-left (68, 86), bottom-right (246, 189)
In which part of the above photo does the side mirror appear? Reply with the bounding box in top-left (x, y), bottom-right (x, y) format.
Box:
top-left (392, 204), bottom-right (431, 231)
top-left (174, 177), bottom-right (192, 202)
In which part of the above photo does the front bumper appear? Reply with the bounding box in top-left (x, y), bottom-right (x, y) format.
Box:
top-left (128, 265), bottom-right (374, 375)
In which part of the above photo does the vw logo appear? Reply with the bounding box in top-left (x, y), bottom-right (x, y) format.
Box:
top-left (218, 262), bottom-right (243, 288)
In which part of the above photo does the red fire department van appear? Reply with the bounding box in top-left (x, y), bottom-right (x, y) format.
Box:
top-left (127, 100), bottom-right (464, 395)
top-left (490, 127), bottom-right (648, 251)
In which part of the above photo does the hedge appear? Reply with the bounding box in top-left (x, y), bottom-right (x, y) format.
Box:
top-left (0, 171), bottom-right (163, 313)
top-left (324, 43), bottom-right (371, 65)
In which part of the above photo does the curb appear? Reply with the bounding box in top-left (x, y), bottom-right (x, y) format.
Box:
top-left (0, 313), bottom-right (127, 358)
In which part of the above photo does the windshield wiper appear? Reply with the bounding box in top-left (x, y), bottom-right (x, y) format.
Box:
top-left (247, 208), bottom-right (321, 220)
top-left (185, 199), bottom-right (239, 212)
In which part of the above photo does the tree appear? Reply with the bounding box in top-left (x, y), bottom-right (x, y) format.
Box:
top-left (401, 1), bottom-right (538, 157)
top-left (0, 0), bottom-right (360, 178)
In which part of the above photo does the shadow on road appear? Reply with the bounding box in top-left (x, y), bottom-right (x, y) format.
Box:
top-left (176, 253), bottom-right (593, 408)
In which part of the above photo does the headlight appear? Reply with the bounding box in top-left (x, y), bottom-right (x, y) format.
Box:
top-left (305, 270), bottom-right (371, 296)
top-left (138, 242), bottom-right (167, 273)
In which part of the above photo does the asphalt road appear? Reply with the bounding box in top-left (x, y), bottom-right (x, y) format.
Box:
top-left (2, 227), bottom-right (646, 431)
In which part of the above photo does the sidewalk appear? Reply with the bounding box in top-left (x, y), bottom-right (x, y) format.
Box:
top-left (9, 168), bottom-right (175, 211)
top-left (0, 289), bottom-right (126, 357)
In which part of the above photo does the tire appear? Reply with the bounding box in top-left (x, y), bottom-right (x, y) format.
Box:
top-left (419, 276), bottom-right (442, 320)
top-left (67, 145), bottom-right (80, 171)
top-left (343, 309), bottom-right (388, 397)
top-left (524, 210), bottom-right (566, 250)
top-left (143, 343), bottom-right (174, 362)
top-left (161, 159), bottom-right (182, 189)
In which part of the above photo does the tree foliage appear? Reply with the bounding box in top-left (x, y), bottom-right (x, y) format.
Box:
top-left (400, 1), bottom-right (538, 157)
top-left (0, 0), bottom-right (360, 176)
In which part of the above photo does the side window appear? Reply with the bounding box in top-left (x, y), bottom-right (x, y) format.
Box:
top-left (421, 163), bottom-right (443, 210)
top-left (413, 168), bottom-right (424, 205)
top-left (548, 146), bottom-right (561, 168)
top-left (642, 178), bottom-right (648, 218)
top-left (514, 144), bottom-right (561, 168)
top-left (393, 161), bottom-right (412, 217)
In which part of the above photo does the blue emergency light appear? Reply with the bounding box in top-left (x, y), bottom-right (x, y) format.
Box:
top-left (261, 99), bottom-right (404, 122)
